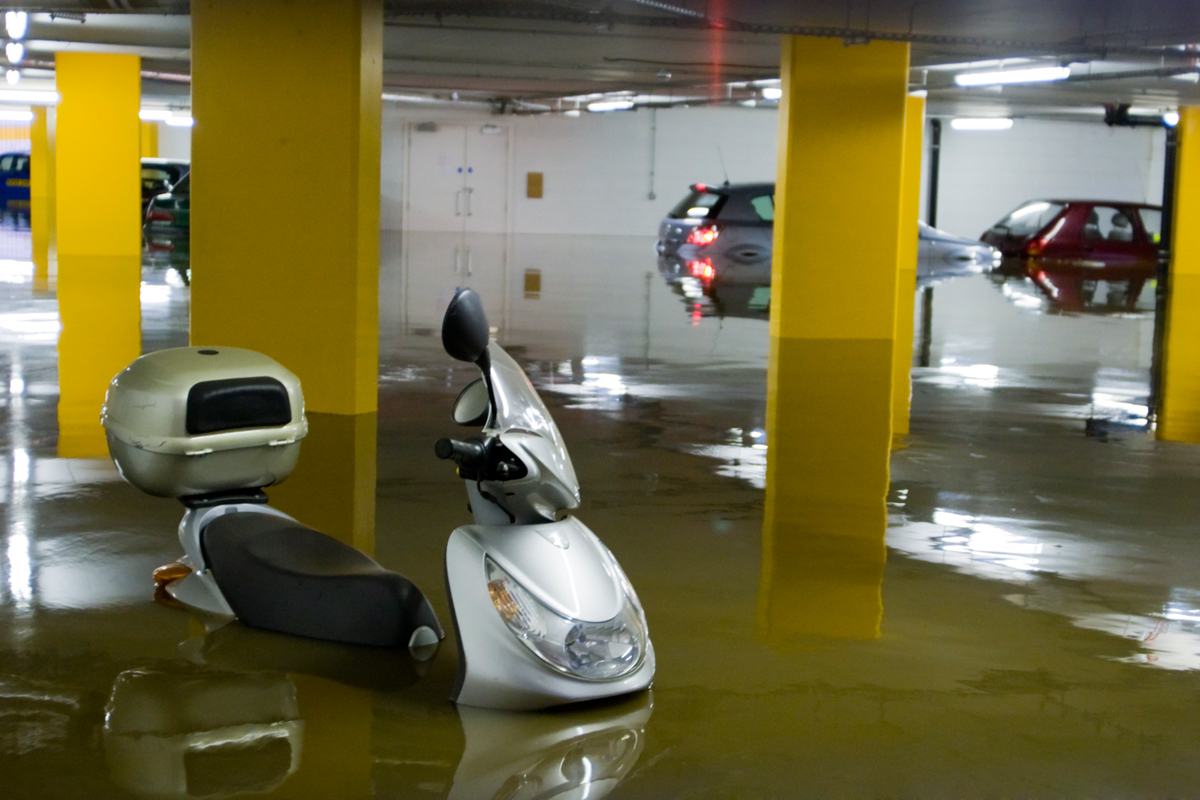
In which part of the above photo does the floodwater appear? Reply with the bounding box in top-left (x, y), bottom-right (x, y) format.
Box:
top-left (3, 225), bottom-right (1200, 798)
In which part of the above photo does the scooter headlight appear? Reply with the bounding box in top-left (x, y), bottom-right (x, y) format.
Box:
top-left (485, 557), bottom-right (645, 681)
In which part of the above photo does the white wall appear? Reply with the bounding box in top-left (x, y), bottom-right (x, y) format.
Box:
top-left (929, 118), bottom-right (1165, 239)
top-left (156, 122), bottom-right (191, 160)
top-left (382, 104), bottom-right (779, 234)
top-left (382, 103), bottom-right (1167, 240)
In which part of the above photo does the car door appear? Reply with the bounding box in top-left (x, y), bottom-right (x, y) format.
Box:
top-left (1079, 204), bottom-right (1151, 276)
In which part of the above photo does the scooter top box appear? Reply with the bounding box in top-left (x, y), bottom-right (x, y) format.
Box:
top-left (102, 346), bottom-right (308, 498)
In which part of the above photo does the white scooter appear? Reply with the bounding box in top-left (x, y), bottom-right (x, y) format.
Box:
top-left (101, 346), bottom-right (443, 656)
top-left (435, 288), bottom-right (655, 710)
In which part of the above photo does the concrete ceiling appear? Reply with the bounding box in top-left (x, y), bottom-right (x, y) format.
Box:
top-left (6, 1), bottom-right (1200, 120)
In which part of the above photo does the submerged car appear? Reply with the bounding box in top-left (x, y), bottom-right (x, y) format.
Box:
top-left (981, 199), bottom-right (1162, 307)
top-left (662, 182), bottom-right (999, 274)
top-left (657, 182), bottom-right (774, 260)
top-left (144, 171), bottom-right (190, 269)
top-left (141, 158), bottom-right (190, 214)
top-left (0, 152), bottom-right (29, 211)
top-left (980, 199), bottom-right (1162, 266)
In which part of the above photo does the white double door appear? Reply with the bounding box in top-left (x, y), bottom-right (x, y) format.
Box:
top-left (403, 122), bottom-right (510, 330)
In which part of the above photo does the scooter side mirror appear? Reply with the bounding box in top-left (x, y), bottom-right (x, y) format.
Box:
top-left (453, 379), bottom-right (490, 426)
top-left (442, 288), bottom-right (490, 364)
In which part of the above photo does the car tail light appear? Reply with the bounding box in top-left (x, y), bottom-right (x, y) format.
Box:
top-left (687, 258), bottom-right (714, 280)
top-left (146, 207), bottom-right (175, 223)
top-left (1025, 237), bottom-right (1047, 256)
top-left (686, 225), bottom-right (719, 246)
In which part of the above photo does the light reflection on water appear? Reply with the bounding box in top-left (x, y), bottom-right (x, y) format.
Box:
top-left (890, 504), bottom-right (1200, 671)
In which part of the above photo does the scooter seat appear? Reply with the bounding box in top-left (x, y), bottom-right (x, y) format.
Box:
top-left (201, 513), bottom-right (442, 648)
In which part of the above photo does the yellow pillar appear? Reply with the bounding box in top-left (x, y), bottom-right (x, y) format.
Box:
top-left (54, 53), bottom-right (142, 458)
top-left (757, 37), bottom-right (909, 644)
top-left (1160, 106), bottom-right (1200, 442)
top-left (30, 106), bottom-right (54, 293)
top-left (191, 0), bottom-right (381, 415)
top-left (138, 120), bottom-right (158, 159)
top-left (191, 0), bottom-right (382, 544)
top-left (891, 94), bottom-right (925, 438)
top-left (266, 412), bottom-right (377, 553)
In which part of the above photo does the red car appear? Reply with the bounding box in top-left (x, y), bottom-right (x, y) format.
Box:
top-left (981, 199), bottom-right (1163, 309)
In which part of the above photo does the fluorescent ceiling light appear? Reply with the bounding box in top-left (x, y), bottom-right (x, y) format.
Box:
top-left (950, 117), bottom-right (1014, 131)
top-left (1164, 111), bottom-right (1181, 127)
top-left (5, 42), bottom-right (23, 65)
top-left (563, 108), bottom-right (581, 117)
top-left (954, 66), bottom-right (1070, 87)
top-left (4, 11), bottom-right (28, 41)
top-left (587, 99), bottom-right (634, 112)
top-left (164, 115), bottom-right (193, 127)
top-left (0, 109), bottom-right (32, 123)
top-left (761, 86), bottom-right (783, 100)
top-left (0, 89), bottom-right (56, 105)
top-left (1172, 72), bottom-right (1200, 83)
top-left (139, 108), bottom-right (173, 121)
top-left (5, 71), bottom-right (18, 87)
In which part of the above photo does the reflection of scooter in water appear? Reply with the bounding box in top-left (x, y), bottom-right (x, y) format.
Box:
top-left (101, 347), bottom-right (442, 655)
top-left (103, 668), bottom-right (304, 799)
top-left (435, 289), bottom-right (655, 709)
top-left (450, 695), bottom-right (652, 800)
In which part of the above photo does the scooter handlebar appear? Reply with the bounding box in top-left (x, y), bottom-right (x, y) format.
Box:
top-left (435, 437), bottom-right (485, 466)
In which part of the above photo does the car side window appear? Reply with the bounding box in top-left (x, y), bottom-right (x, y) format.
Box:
top-left (750, 194), bottom-right (774, 221)
top-left (1138, 209), bottom-right (1163, 244)
top-left (1083, 206), bottom-right (1135, 241)
top-left (0, 155), bottom-right (13, 172)
top-left (13, 155), bottom-right (28, 172)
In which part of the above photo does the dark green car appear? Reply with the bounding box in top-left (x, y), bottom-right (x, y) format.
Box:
top-left (143, 171), bottom-right (190, 273)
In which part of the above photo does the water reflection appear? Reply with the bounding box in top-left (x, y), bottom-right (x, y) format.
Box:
top-left (56, 254), bottom-right (141, 457)
top-left (888, 485), bottom-right (1200, 670)
top-left (103, 668), bottom-right (304, 798)
top-left (181, 622), bottom-right (431, 692)
top-left (990, 257), bottom-right (1156, 316)
top-left (449, 695), bottom-right (651, 800)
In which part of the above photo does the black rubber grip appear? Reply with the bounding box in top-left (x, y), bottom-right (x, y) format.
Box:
top-left (435, 437), bottom-right (485, 464)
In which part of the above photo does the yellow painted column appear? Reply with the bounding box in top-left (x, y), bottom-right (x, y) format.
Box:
top-left (191, 0), bottom-right (382, 544)
top-left (891, 93), bottom-right (925, 437)
top-left (757, 37), bottom-right (909, 644)
top-left (30, 106), bottom-right (54, 293)
top-left (54, 53), bottom-right (142, 457)
top-left (191, 0), bottom-right (381, 415)
top-left (1160, 106), bottom-right (1200, 443)
top-left (139, 120), bottom-right (158, 159)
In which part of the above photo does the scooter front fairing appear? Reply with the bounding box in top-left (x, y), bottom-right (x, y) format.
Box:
top-left (437, 288), bottom-right (655, 710)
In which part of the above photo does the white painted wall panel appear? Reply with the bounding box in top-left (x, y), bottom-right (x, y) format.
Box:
top-left (382, 103), bottom-right (1167, 243)
top-left (932, 119), bottom-right (1165, 239)
top-left (156, 122), bottom-right (191, 160)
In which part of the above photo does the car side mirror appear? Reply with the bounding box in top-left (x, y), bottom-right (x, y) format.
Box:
top-left (442, 288), bottom-right (490, 364)
top-left (453, 379), bottom-right (489, 426)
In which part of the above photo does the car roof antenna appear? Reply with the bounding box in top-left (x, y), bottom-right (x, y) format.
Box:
top-left (716, 145), bottom-right (730, 186)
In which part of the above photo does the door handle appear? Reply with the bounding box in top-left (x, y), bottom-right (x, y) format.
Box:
top-left (466, 247), bottom-right (473, 277)
top-left (454, 189), bottom-right (462, 217)
top-left (454, 246), bottom-right (461, 273)
top-left (465, 187), bottom-right (474, 217)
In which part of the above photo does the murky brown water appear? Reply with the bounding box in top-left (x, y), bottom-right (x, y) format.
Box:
top-left (3, 228), bottom-right (1199, 798)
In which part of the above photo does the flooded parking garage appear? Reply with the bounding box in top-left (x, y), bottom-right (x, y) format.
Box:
top-left (3, 221), bottom-right (1200, 796)
top-left (5, 3), bottom-right (1200, 797)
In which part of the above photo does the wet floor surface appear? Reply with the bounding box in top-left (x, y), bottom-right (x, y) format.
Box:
top-left (4, 227), bottom-right (1200, 797)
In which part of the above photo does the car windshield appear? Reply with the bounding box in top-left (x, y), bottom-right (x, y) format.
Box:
top-left (991, 201), bottom-right (1065, 237)
top-left (668, 189), bottom-right (725, 219)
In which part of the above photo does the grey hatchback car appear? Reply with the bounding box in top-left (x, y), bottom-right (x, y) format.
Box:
top-left (656, 182), bottom-right (775, 259)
